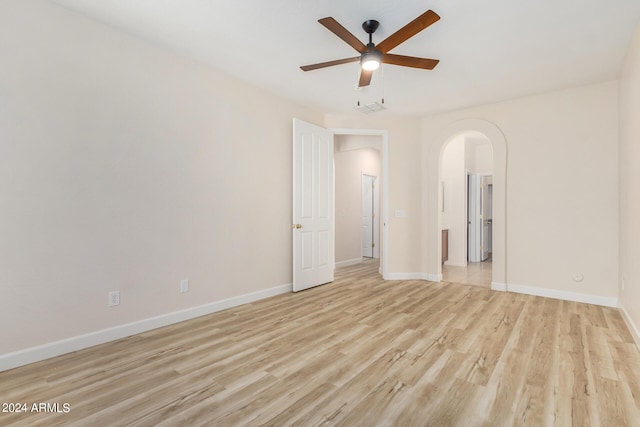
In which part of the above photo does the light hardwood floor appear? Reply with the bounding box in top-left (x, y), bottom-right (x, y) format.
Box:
top-left (2, 259), bottom-right (640, 426)
top-left (442, 259), bottom-right (493, 288)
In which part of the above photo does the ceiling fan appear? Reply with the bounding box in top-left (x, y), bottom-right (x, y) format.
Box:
top-left (300, 9), bottom-right (440, 87)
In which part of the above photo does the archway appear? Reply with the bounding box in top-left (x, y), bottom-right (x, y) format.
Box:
top-left (426, 119), bottom-right (507, 289)
top-left (441, 132), bottom-right (493, 286)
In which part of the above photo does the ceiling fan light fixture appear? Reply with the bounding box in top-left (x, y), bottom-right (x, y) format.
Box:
top-left (361, 50), bottom-right (382, 71)
top-left (300, 10), bottom-right (440, 87)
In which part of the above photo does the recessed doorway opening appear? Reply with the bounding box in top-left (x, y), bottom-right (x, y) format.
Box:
top-left (332, 129), bottom-right (388, 278)
top-left (440, 132), bottom-right (494, 287)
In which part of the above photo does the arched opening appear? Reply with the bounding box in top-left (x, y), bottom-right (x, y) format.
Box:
top-left (426, 119), bottom-right (507, 289)
top-left (440, 131), bottom-right (493, 286)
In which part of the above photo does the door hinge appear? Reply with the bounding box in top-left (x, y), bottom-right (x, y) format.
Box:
top-left (372, 242), bottom-right (375, 248)
top-left (372, 213), bottom-right (375, 219)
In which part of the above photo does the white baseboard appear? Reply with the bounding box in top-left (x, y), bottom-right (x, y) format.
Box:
top-left (619, 303), bottom-right (640, 352)
top-left (386, 273), bottom-right (430, 281)
top-left (0, 283), bottom-right (292, 372)
top-left (491, 282), bottom-right (508, 291)
top-left (427, 274), bottom-right (442, 282)
top-left (503, 283), bottom-right (617, 308)
top-left (335, 258), bottom-right (363, 268)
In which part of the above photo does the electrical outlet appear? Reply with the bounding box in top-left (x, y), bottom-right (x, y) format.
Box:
top-left (180, 279), bottom-right (189, 293)
top-left (108, 290), bottom-right (120, 307)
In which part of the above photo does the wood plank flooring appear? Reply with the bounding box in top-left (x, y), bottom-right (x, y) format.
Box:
top-left (1, 259), bottom-right (640, 426)
top-left (442, 259), bottom-right (493, 288)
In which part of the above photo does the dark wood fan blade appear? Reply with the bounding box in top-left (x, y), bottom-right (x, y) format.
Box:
top-left (382, 53), bottom-right (439, 70)
top-left (300, 56), bottom-right (360, 71)
top-left (318, 17), bottom-right (367, 53)
top-left (358, 69), bottom-right (373, 87)
top-left (376, 10), bottom-right (440, 53)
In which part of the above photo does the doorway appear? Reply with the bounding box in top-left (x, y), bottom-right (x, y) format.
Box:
top-left (332, 128), bottom-right (388, 278)
top-left (293, 121), bottom-right (389, 288)
top-left (440, 133), bottom-right (494, 287)
top-left (429, 119), bottom-right (507, 290)
top-left (333, 134), bottom-right (383, 269)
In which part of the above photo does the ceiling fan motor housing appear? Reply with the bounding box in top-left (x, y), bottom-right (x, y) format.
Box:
top-left (362, 20), bottom-right (380, 35)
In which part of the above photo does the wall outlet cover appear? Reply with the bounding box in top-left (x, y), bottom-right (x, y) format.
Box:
top-left (108, 290), bottom-right (120, 307)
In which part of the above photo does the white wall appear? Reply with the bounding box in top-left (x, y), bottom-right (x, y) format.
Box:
top-left (423, 81), bottom-right (619, 304)
top-left (334, 137), bottom-right (381, 264)
top-left (619, 21), bottom-right (640, 345)
top-left (0, 0), bottom-right (322, 360)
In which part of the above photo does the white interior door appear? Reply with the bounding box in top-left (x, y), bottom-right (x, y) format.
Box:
top-left (361, 175), bottom-right (374, 258)
top-left (293, 118), bottom-right (334, 292)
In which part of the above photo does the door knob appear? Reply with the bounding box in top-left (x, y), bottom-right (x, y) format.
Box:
top-left (296, 224), bottom-right (302, 229)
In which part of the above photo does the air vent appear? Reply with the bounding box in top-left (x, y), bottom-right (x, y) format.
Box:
top-left (355, 101), bottom-right (386, 114)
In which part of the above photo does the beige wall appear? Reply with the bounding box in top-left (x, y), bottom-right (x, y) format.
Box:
top-left (619, 21), bottom-right (640, 343)
top-left (422, 81), bottom-right (619, 301)
top-left (0, 0), bottom-right (321, 355)
top-left (334, 138), bottom-right (381, 263)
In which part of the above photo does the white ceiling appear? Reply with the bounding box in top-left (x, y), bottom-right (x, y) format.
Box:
top-left (53, 0), bottom-right (640, 117)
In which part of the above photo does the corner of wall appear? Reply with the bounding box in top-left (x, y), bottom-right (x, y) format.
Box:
top-left (619, 303), bottom-right (640, 351)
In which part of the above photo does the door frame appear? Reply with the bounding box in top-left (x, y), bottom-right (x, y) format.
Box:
top-left (331, 128), bottom-right (389, 279)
